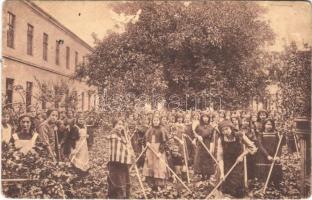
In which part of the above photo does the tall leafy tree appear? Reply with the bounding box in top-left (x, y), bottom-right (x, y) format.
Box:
top-left (77, 1), bottom-right (275, 110)
top-left (275, 42), bottom-right (311, 117)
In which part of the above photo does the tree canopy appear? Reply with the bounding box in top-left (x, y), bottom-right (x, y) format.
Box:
top-left (269, 42), bottom-right (311, 117)
top-left (77, 1), bottom-right (275, 111)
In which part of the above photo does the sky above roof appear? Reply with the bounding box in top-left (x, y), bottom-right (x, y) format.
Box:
top-left (34, 1), bottom-right (312, 51)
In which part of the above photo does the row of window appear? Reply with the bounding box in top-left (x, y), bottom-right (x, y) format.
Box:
top-left (5, 78), bottom-right (96, 110)
top-left (7, 12), bottom-right (85, 70)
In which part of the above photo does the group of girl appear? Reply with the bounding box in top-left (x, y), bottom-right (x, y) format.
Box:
top-left (107, 109), bottom-right (285, 198)
top-left (1, 106), bottom-right (97, 176)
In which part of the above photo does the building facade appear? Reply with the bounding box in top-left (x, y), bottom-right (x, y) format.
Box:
top-left (2, 0), bottom-right (98, 112)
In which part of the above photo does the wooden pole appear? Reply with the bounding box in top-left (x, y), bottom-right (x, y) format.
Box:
top-left (262, 134), bottom-right (284, 193)
top-left (124, 128), bottom-right (147, 199)
top-left (242, 131), bottom-right (248, 189)
top-left (129, 145), bottom-right (148, 171)
top-left (2, 178), bottom-right (38, 182)
top-left (197, 137), bottom-right (219, 165)
top-left (54, 127), bottom-right (60, 162)
top-left (133, 163), bottom-right (147, 199)
top-left (182, 136), bottom-right (190, 183)
top-left (243, 144), bottom-right (248, 189)
top-left (147, 144), bottom-right (192, 193)
top-left (205, 153), bottom-right (244, 199)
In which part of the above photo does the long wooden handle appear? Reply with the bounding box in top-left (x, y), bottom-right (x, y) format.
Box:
top-left (129, 145), bottom-right (148, 171)
top-left (262, 134), bottom-right (284, 193)
top-left (124, 127), bottom-right (147, 200)
top-left (205, 153), bottom-right (243, 199)
top-left (133, 164), bottom-right (147, 199)
top-left (182, 136), bottom-right (190, 184)
top-left (147, 144), bottom-right (192, 193)
top-left (242, 131), bottom-right (248, 189)
top-left (198, 138), bottom-right (219, 165)
top-left (193, 130), bottom-right (219, 165)
top-left (2, 178), bottom-right (38, 182)
top-left (243, 144), bottom-right (248, 189)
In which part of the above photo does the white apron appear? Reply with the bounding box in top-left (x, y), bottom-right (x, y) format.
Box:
top-left (70, 126), bottom-right (90, 171)
top-left (2, 125), bottom-right (12, 144)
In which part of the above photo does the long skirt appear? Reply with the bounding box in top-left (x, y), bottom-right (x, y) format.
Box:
top-left (221, 161), bottom-right (244, 198)
top-left (193, 141), bottom-right (215, 177)
top-left (143, 143), bottom-right (167, 187)
top-left (70, 138), bottom-right (90, 171)
top-left (247, 154), bottom-right (256, 180)
top-left (256, 156), bottom-right (282, 185)
top-left (107, 161), bottom-right (130, 199)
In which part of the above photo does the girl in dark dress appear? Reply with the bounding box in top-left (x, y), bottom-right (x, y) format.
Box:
top-left (169, 112), bottom-right (187, 195)
top-left (216, 120), bottom-right (257, 198)
top-left (160, 114), bottom-right (175, 179)
top-left (193, 112), bottom-right (217, 180)
top-left (255, 110), bottom-right (269, 134)
top-left (170, 113), bottom-right (185, 178)
top-left (256, 118), bottom-right (283, 187)
top-left (132, 115), bottom-right (149, 168)
top-left (240, 116), bottom-right (258, 180)
top-left (183, 114), bottom-right (194, 167)
top-left (37, 109), bottom-right (59, 161)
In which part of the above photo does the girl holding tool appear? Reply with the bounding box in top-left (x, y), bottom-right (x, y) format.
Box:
top-left (143, 113), bottom-right (169, 191)
top-left (216, 120), bottom-right (257, 198)
top-left (256, 118), bottom-right (283, 188)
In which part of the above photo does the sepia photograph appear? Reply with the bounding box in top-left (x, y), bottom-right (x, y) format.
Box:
top-left (1, 0), bottom-right (311, 199)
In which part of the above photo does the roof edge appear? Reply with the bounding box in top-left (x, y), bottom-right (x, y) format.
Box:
top-left (24, 0), bottom-right (94, 52)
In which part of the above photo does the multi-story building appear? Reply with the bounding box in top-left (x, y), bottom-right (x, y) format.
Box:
top-left (2, 0), bottom-right (98, 112)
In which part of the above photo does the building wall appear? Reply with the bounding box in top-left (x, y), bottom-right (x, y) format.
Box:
top-left (2, 1), bottom-right (98, 112)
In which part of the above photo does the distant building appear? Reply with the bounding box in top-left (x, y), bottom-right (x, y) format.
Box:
top-left (2, 0), bottom-right (98, 111)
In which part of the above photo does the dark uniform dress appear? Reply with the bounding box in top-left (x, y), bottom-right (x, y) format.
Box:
top-left (221, 135), bottom-right (245, 198)
top-left (132, 124), bottom-right (148, 168)
top-left (184, 123), bottom-right (195, 166)
top-left (241, 128), bottom-right (257, 180)
top-left (256, 131), bottom-right (282, 185)
top-left (167, 123), bottom-right (176, 170)
top-left (194, 124), bottom-right (216, 178)
top-left (170, 123), bottom-right (185, 166)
